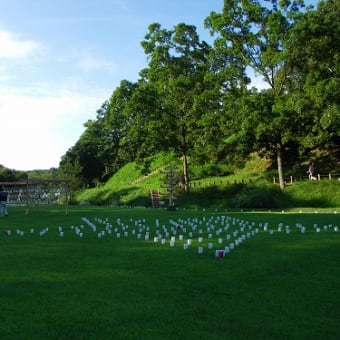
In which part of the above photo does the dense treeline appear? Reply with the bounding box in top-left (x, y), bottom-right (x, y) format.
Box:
top-left (59, 0), bottom-right (339, 190)
top-left (0, 165), bottom-right (28, 182)
top-left (0, 166), bottom-right (60, 182)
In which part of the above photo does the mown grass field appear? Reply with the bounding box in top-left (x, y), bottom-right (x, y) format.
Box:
top-left (1, 206), bottom-right (340, 339)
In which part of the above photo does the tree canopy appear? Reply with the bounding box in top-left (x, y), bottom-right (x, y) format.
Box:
top-left (58, 0), bottom-right (339, 190)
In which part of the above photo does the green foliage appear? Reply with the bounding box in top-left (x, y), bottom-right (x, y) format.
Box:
top-left (240, 152), bottom-right (273, 174)
top-left (23, 0), bottom-right (337, 195)
top-left (232, 181), bottom-right (283, 209)
top-left (181, 179), bottom-right (340, 209)
top-left (287, 0), bottom-right (340, 153)
top-left (204, 0), bottom-right (310, 189)
top-left (175, 181), bottom-right (282, 209)
top-left (141, 22), bottom-right (214, 191)
top-left (189, 162), bottom-right (234, 179)
top-left (26, 168), bottom-right (59, 180)
top-left (76, 153), bottom-right (176, 206)
top-left (0, 165), bottom-right (28, 182)
top-left (75, 152), bottom-right (340, 209)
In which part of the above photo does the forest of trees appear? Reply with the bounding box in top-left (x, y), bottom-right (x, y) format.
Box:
top-left (56, 0), bottom-right (339, 190)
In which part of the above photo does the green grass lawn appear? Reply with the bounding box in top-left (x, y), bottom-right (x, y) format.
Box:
top-left (0, 206), bottom-right (339, 339)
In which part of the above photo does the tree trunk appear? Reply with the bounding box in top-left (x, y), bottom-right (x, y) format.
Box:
top-left (277, 143), bottom-right (285, 190)
top-left (182, 154), bottom-right (189, 193)
top-left (181, 125), bottom-right (189, 193)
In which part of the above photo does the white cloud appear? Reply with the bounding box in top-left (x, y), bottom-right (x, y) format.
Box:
top-left (0, 65), bottom-right (12, 82)
top-left (0, 85), bottom-right (110, 170)
top-left (0, 29), bottom-right (43, 60)
top-left (76, 53), bottom-right (118, 73)
top-left (0, 28), bottom-right (113, 170)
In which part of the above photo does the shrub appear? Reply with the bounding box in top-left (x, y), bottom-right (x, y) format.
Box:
top-left (232, 181), bottom-right (282, 208)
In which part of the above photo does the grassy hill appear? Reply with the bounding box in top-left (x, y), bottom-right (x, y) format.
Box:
top-left (75, 153), bottom-right (340, 209)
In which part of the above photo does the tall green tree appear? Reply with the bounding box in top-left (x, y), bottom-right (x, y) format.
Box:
top-left (58, 155), bottom-right (83, 190)
top-left (288, 0), bottom-right (340, 161)
top-left (141, 22), bottom-right (212, 191)
top-left (205, 0), bottom-right (308, 189)
top-left (96, 80), bottom-right (138, 177)
top-left (191, 40), bottom-right (250, 173)
top-left (123, 77), bottom-right (166, 171)
top-left (59, 119), bottom-right (105, 187)
top-left (59, 101), bottom-right (108, 188)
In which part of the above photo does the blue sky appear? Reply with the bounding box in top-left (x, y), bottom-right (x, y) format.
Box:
top-left (0, 0), bottom-right (318, 170)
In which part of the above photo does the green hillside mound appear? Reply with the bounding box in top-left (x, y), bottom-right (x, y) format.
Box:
top-left (75, 153), bottom-right (340, 209)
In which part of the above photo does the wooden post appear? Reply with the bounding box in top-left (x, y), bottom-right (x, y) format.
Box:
top-left (290, 176), bottom-right (293, 184)
top-left (318, 174), bottom-right (321, 180)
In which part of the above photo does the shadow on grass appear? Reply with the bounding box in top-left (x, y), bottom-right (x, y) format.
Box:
top-left (176, 182), bottom-right (336, 209)
top-left (77, 179), bottom-right (339, 209)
